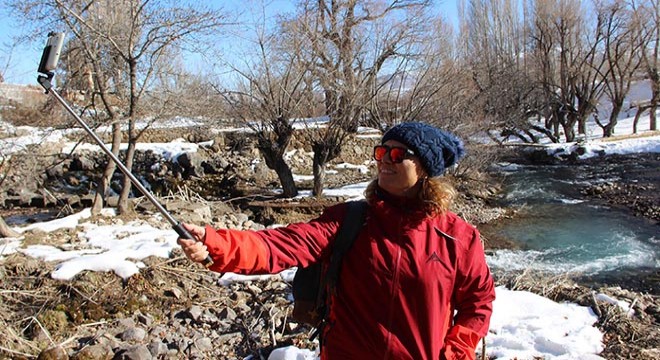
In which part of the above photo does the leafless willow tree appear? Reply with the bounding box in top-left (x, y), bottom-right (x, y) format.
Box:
top-left (632, 0), bottom-right (659, 132)
top-left (458, 0), bottom-right (550, 143)
top-left (57, 5), bottom-right (129, 216)
top-left (363, 18), bottom-right (455, 132)
top-left (596, 0), bottom-right (643, 137)
top-left (8, 0), bottom-right (228, 214)
top-left (217, 19), bottom-right (311, 198)
top-left (530, 0), bottom-right (607, 142)
top-left (285, 0), bottom-right (432, 196)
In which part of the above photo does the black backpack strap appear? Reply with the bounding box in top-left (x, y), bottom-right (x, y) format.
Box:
top-left (323, 200), bottom-right (368, 293)
top-left (311, 200), bottom-right (368, 341)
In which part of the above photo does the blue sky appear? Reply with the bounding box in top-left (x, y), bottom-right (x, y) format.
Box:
top-left (0, 0), bottom-right (458, 85)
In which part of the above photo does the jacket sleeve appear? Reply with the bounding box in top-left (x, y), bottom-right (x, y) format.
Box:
top-left (203, 226), bottom-right (270, 274)
top-left (203, 204), bottom-right (345, 274)
top-left (442, 228), bottom-right (495, 360)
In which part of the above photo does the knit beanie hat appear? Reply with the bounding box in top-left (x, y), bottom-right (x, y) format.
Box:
top-left (381, 122), bottom-right (465, 177)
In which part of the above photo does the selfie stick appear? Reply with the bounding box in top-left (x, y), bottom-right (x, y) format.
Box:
top-left (36, 32), bottom-right (213, 267)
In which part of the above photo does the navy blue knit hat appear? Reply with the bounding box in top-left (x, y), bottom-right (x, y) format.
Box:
top-left (382, 122), bottom-right (465, 177)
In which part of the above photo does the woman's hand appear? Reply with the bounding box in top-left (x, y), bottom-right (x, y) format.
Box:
top-left (177, 223), bottom-right (210, 264)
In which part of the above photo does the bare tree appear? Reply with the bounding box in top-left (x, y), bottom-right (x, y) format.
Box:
top-left (287, 0), bottom-right (432, 196)
top-left (632, 0), bottom-right (659, 131)
top-left (530, 0), bottom-right (607, 142)
top-left (217, 19), bottom-right (310, 198)
top-left (363, 17), bottom-right (453, 131)
top-left (56, 6), bottom-right (127, 215)
top-left (9, 0), bottom-right (228, 214)
top-left (458, 0), bottom-right (548, 143)
top-left (596, 0), bottom-right (643, 137)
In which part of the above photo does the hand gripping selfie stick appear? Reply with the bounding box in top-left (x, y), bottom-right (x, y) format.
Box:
top-left (36, 32), bottom-right (213, 267)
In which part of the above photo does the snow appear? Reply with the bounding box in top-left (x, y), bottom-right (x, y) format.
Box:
top-left (545, 133), bottom-right (660, 159)
top-left (1, 96), bottom-right (659, 359)
top-left (489, 287), bottom-right (604, 360)
top-left (593, 293), bottom-right (634, 317)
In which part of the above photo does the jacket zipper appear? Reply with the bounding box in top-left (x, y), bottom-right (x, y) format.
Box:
top-left (384, 243), bottom-right (402, 360)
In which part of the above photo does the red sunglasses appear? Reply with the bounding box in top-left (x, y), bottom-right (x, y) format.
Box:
top-left (373, 145), bottom-right (415, 163)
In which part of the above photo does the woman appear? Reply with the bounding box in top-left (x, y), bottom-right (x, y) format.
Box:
top-left (178, 122), bottom-right (495, 360)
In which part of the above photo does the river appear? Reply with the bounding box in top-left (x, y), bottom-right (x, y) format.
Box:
top-left (481, 155), bottom-right (659, 294)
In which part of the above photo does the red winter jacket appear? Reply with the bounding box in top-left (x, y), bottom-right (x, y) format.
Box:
top-left (203, 196), bottom-right (495, 360)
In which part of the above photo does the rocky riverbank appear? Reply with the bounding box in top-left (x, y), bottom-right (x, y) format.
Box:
top-left (580, 152), bottom-right (660, 224)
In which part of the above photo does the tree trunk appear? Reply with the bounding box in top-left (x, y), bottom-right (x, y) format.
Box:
top-left (118, 141), bottom-right (137, 215)
top-left (91, 122), bottom-right (122, 215)
top-left (258, 138), bottom-right (298, 198)
top-left (274, 158), bottom-right (298, 198)
top-left (633, 108), bottom-right (643, 134)
top-left (119, 59), bottom-right (139, 215)
top-left (578, 118), bottom-right (587, 135)
top-left (561, 115), bottom-right (577, 143)
top-left (262, 148), bottom-right (298, 198)
top-left (603, 107), bottom-right (621, 137)
top-left (0, 216), bottom-right (19, 238)
top-left (650, 80), bottom-right (659, 131)
top-left (312, 159), bottom-right (326, 197)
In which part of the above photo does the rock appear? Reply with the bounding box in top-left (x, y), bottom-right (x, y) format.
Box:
top-left (148, 325), bottom-right (169, 338)
top-left (119, 327), bottom-right (147, 342)
top-left (176, 152), bottom-right (205, 178)
top-left (147, 340), bottom-right (168, 357)
top-left (199, 309), bottom-right (220, 324)
top-left (71, 344), bottom-right (113, 360)
top-left (193, 337), bottom-right (213, 352)
top-left (115, 345), bottom-right (152, 360)
top-left (187, 305), bottom-right (203, 322)
top-left (70, 154), bottom-right (97, 171)
top-left (165, 287), bottom-right (183, 299)
top-left (218, 306), bottom-right (237, 321)
top-left (136, 312), bottom-right (153, 327)
top-left (116, 318), bottom-right (137, 330)
top-left (235, 213), bottom-right (250, 227)
top-left (95, 332), bottom-right (121, 349)
top-left (37, 346), bottom-right (68, 360)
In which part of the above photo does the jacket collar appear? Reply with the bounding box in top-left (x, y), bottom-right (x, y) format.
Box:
top-left (374, 186), bottom-right (429, 222)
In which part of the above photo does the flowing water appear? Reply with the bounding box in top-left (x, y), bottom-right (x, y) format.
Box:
top-left (482, 160), bottom-right (659, 293)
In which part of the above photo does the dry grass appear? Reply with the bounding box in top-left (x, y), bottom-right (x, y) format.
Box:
top-left (0, 251), bottom-right (222, 358)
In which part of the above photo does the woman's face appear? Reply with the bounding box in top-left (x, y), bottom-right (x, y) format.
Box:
top-left (376, 140), bottom-right (426, 198)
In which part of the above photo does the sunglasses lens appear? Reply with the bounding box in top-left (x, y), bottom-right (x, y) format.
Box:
top-left (374, 146), bottom-right (388, 161)
top-left (374, 145), bottom-right (410, 163)
top-left (389, 147), bottom-right (406, 163)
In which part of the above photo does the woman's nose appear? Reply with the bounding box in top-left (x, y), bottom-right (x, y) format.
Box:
top-left (381, 151), bottom-right (394, 164)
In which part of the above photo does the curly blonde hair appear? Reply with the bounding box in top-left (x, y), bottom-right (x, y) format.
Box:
top-left (364, 176), bottom-right (456, 216)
